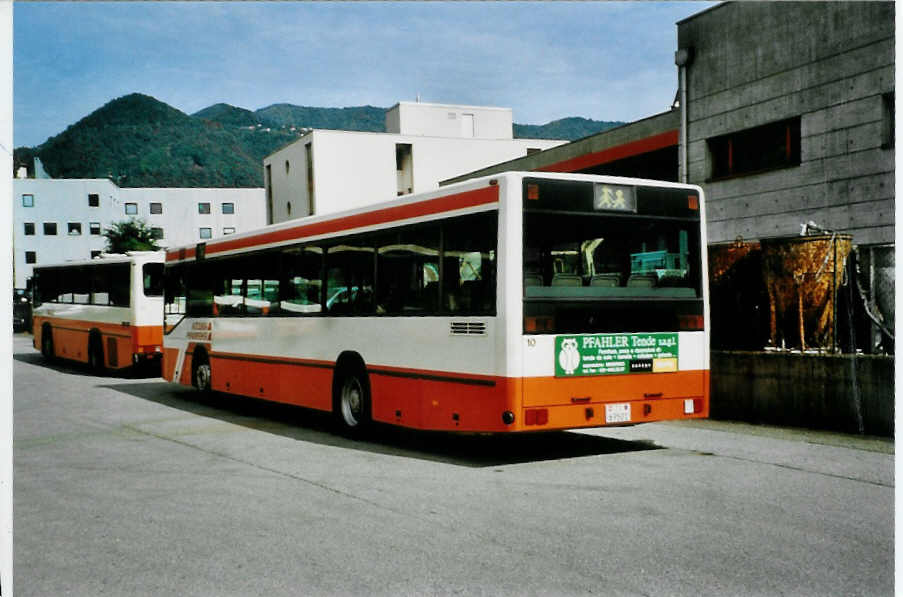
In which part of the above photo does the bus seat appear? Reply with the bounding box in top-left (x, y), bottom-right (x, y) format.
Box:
top-left (524, 274), bottom-right (544, 287)
top-left (551, 273), bottom-right (582, 287)
top-left (590, 273), bottom-right (620, 287)
top-left (627, 274), bottom-right (657, 288)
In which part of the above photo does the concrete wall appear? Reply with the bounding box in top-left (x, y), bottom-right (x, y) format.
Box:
top-left (386, 101), bottom-right (514, 139)
top-left (711, 351), bottom-right (894, 436)
top-left (13, 180), bottom-right (266, 287)
top-left (679, 2), bottom-right (894, 246)
top-left (264, 130), bottom-right (565, 221)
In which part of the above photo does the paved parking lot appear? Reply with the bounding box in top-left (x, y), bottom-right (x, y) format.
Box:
top-left (13, 334), bottom-right (894, 596)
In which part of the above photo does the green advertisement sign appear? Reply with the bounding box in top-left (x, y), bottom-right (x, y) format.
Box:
top-left (554, 333), bottom-right (679, 377)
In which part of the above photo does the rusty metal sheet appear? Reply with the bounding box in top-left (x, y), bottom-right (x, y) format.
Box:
top-left (761, 234), bottom-right (853, 350)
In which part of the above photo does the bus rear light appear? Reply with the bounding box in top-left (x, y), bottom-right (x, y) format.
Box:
top-left (525, 316), bottom-right (554, 333)
top-left (678, 314), bottom-right (704, 330)
top-left (526, 184), bottom-right (540, 200)
top-left (684, 398), bottom-right (704, 414)
top-left (524, 409), bottom-right (548, 426)
top-left (688, 195), bottom-right (699, 210)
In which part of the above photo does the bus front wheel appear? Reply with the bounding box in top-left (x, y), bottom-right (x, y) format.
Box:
top-left (333, 365), bottom-right (371, 434)
top-left (41, 325), bottom-right (54, 361)
top-left (192, 350), bottom-right (211, 393)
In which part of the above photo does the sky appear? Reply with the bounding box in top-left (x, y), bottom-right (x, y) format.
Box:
top-left (13, 1), bottom-right (717, 148)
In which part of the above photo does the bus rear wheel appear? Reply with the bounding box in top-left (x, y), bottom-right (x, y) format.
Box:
top-left (333, 366), bottom-right (371, 434)
top-left (88, 333), bottom-right (105, 374)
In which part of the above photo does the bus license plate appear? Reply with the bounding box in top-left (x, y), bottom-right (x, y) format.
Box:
top-left (605, 403), bottom-right (631, 424)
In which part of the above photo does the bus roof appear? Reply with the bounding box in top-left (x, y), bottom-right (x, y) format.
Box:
top-left (32, 251), bottom-right (165, 271)
top-left (164, 171), bottom-right (703, 264)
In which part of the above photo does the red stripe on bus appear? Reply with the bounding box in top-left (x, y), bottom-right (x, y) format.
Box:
top-left (166, 185), bottom-right (499, 262)
top-left (536, 130), bottom-right (679, 173)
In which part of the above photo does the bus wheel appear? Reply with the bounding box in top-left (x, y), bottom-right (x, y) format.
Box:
top-left (192, 350), bottom-right (212, 393)
top-left (334, 366), bottom-right (371, 433)
top-left (41, 325), bottom-right (54, 361)
top-left (88, 333), bottom-right (105, 374)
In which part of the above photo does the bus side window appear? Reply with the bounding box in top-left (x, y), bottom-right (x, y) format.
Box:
top-left (443, 213), bottom-right (497, 315)
top-left (281, 245), bottom-right (323, 315)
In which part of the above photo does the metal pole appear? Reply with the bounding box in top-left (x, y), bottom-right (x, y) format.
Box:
top-left (832, 237), bottom-right (837, 353)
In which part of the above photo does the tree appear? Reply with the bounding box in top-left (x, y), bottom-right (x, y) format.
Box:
top-left (102, 219), bottom-right (161, 253)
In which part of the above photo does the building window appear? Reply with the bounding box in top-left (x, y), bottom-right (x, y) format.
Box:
top-left (68, 222), bottom-right (82, 235)
top-left (25, 251), bottom-right (36, 264)
top-left (285, 160), bottom-right (290, 175)
top-left (199, 227), bottom-right (212, 239)
top-left (125, 203), bottom-right (138, 215)
top-left (88, 193), bottom-right (99, 207)
top-left (708, 117), bottom-right (801, 180)
top-left (198, 202), bottom-right (211, 215)
top-left (527, 148), bottom-right (542, 155)
top-left (222, 202), bottom-right (235, 214)
top-left (22, 194), bottom-right (33, 207)
top-left (223, 227), bottom-right (236, 235)
top-left (151, 227), bottom-right (164, 240)
top-left (43, 223), bottom-right (57, 236)
top-left (882, 93), bottom-right (894, 149)
top-left (91, 250), bottom-right (102, 259)
top-left (24, 223), bottom-right (35, 236)
top-left (90, 222), bottom-right (101, 235)
top-left (150, 202), bottom-right (163, 215)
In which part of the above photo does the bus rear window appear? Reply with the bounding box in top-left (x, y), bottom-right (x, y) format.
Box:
top-left (524, 212), bottom-right (701, 299)
top-left (143, 263), bottom-right (164, 296)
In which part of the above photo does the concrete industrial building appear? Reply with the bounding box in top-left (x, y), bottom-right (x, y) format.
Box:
top-left (13, 178), bottom-right (266, 288)
top-left (678, 1), bottom-right (893, 247)
top-left (263, 101), bottom-right (566, 223)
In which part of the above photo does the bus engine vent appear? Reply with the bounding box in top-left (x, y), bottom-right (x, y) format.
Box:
top-left (450, 321), bottom-right (487, 336)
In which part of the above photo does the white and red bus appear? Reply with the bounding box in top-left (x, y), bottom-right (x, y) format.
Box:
top-left (162, 172), bottom-right (709, 433)
top-left (32, 252), bottom-right (165, 372)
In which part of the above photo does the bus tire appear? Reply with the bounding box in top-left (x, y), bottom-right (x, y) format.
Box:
top-left (88, 331), bottom-right (105, 374)
top-left (192, 348), bottom-right (212, 394)
top-left (41, 324), bottom-right (54, 362)
top-left (333, 359), bottom-right (371, 434)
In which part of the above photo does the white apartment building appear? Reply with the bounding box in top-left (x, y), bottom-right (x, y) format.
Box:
top-left (13, 178), bottom-right (266, 287)
top-left (263, 101), bottom-right (567, 223)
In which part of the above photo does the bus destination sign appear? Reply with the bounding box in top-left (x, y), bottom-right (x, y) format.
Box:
top-left (555, 333), bottom-right (678, 377)
top-left (593, 183), bottom-right (637, 213)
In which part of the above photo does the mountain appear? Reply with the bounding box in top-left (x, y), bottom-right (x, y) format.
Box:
top-left (15, 94), bottom-right (298, 187)
top-left (13, 94), bottom-right (625, 188)
top-left (254, 104), bottom-right (387, 132)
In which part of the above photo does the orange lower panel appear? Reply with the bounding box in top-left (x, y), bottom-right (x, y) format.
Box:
top-left (161, 348), bottom-right (708, 432)
top-left (34, 316), bottom-right (158, 370)
top-left (523, 370), bottom-right (707, 407)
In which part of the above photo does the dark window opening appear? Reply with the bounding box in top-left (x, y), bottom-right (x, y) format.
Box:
top-left (125, 203), bottom-right (138, 215)
top-left (90, 222), bottom-right (101, 235)
top-left (25, 251), bottom-right (36, 264)
top-left (43, 223), bottom-right (57, 236)
top-left (198, 202), bottom-right (211, 215)
top-left (222, 202), bottom-right (235, 214)
top-left (24, 223), bottom-right (34, 236)
top-left (68, 222), bottom-right (82, 235)
top-left (150, 202), bottom-right (163, 215)
top-left (88, 193), bottom-right (99, 207)
top-left (708, 117), bottom-right (801, 180)
top-left (151, 227), bottom-right (164, 240)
